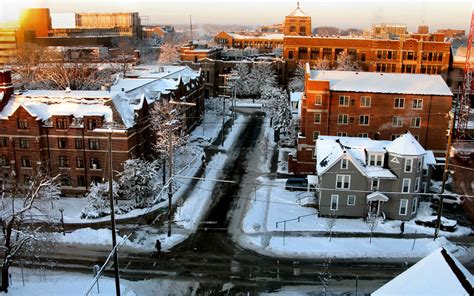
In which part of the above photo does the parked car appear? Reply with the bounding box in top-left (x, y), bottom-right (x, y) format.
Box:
top-left (285, 177), bottom-right (308, 191)
top-left (432, 194), bottom-right (465, 209)
top-left (415, 215), bottom-right (458, 232)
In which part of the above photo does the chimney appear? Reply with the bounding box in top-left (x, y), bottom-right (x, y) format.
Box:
top-left (0, 69), bottom-right (14, 112)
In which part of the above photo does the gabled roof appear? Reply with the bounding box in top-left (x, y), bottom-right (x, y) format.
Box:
top-left (386, 132), bottom-right (426, 156)
top-left (288, 6), bottom-right (309, 17)
top-left (367, 191), bottom-right (389, 202)
top-left (309, 70), bottom-right (453, 96)
top-left (373, 248), bottom-right (473, 295)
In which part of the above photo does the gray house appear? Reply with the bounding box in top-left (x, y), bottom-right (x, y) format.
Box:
top-left (315, 132), bottom-right (436, 221)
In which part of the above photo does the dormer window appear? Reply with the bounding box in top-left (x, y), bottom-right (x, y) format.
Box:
top-left (88, 119), bottom-right (98, 130)
top-left (369, 154), bottom-right (383, 167)
top-left (56, 118), bottom-right (68, 130)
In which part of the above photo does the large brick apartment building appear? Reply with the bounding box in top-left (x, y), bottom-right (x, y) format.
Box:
top-left (0, 66), bottom-right (204, 195)
top-left (289, 64), bottom-right (453, 175)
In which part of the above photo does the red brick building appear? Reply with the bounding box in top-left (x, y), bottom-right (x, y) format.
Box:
top-left (289, 64), bottom-right (453, 175)
top-left (0, 67), bottom-right (204, 195)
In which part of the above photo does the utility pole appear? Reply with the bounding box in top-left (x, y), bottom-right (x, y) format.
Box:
top-left (218, 74), bottom-right (231, 146)
top-left (167, 134), bottom-right (173, 237)
top-left (434, 111), bottom-right (454, 240)
top-left (108, 130), bottom-right (121, 296)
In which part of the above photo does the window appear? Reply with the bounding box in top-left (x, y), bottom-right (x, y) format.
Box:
top-left (17, 119), bottom-right (28, 129)
top-left (330, 195), bottom-right (339, 211)
top-left (359, 115), bottom-right (370, 125)
top-left (336, 174), bottom-right (350, 189)
top-left (314, 113), bottom-right (321, 123)
top-left (21, 156), bottom-right (31, 167)
top-left (59, 156), bottom-right (69, 167)
top-left (77, 176), bottom-right (86, 187)
top-left (410, 117), bottom-right (421, 128)
top-left (23, 175), bottom-right (31, 185)
top-left (412, 197), bottom-right (418, 213)
top-left (75, 138), bottom-right (83, 149)
top-left (337, 132), bottom-right (347, 137)
top-left (417, 157), bottom-right (422, 172)
top-left (402, 178), bottom-right (411, 193)
top-left (347, 195), bottom-right (356, 206)
top-left (372, 179), bottom-right (379, 190)
top-left (341, 159), bottom-right (348, 170)
top-left (87, 119), bottom-right (98, 130)
top-left (391, 134), bottom-right (400, 141)
top-left (76, 157), bottom-right (84, 168)
top-left (394, 98), bottom-right (405, 108)
top-left (412, 99), bottom-right (423, 109)
top-left (58, 138), bottom-right (68, 149)
top-left (422, 182), bottom-right (427, 193)
top-left (0, 155), bottom-right (8, 166)
top-left (61, 176), bottom-right (72, 186)
top-left (339, 96), bottom-right (350, 106)
top-left (56, 118), bottom-right (68, 129)
top-left (338, 114), bottom-right (348, 125)
top-left (392, 116), bottom-right (403, 127)
top-left (90, 158), bottom-right (100, 170)
top-left (369, 154), bottom-right (383, 166)
top-left (405, 158), bottom-right (413, 172)
top-left (91, 176), bottom-right (102, 185)
top-left (0, 137), bottom-right (7, 148)
top-left (360, 96), bottom-right (371, 107)
top-left (414, 177), bottom-right (420, 192)
top-left (358, 133), bottom-right (368, 138)
top-left (89, 139), bottom-right (100, 150)
top-left (315, 95), bottom-right (322, 105)
top-left (399, 199), bottom-right (408, 215)
top-left (313, 131), bottom-right (320, 141)
top-left (19, 138), bottom-right (29, 149)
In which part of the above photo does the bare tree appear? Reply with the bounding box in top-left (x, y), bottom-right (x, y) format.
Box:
top-left (9, 43), bottom-right (45, 90)
top-left (366, 216), bottom-right (379, 243)
top-left (319, 259), bottom-right (332, 295)
top-left (158, 43), bottom-right (179, 64)
top-left (111, 37), bottom-right (137, 76)
top-left (288, 64), bottom-right (305, 92)
top-left (247, 62), bottom-right (277, 97)
top-left (325, 210), bottom-right (337, 242)
top-left (0, 172), bottom-right (60, 292)
top-left (228, 62), bottom-right (251, 97)
top-left (335, 51), bottom-right (361, 71)
top-left (314, 59), bottom-right (332, 70)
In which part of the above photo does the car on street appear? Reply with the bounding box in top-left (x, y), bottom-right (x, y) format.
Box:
top-left (285, 177), bottom-right (308, 191)
top-left (432, 194), bottom-right (465, 209)
top-left (415, 215), bottom-right (458, 232)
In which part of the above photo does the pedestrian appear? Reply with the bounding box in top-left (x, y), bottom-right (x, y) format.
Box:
top-left (155, 239), bottom-right (161, 257)
top-left (400, 222), bottom-right (405, 235)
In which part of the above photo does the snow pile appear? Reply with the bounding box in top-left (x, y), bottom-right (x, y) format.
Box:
top-left (53, 228), bottom-right (130, 246)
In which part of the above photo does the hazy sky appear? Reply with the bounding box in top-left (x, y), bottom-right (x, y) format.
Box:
top-left (1, 0), bottom-right (472, 31)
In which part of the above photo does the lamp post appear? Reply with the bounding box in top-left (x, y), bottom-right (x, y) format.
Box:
top-left (59, 207), bottom-right (65, 236)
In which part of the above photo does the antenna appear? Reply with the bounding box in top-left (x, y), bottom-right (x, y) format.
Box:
top-left (421, 0), bottom-right (426, 25)
top-left (189, 14), bottom-right (193, 43)
top-left (297, 0), bottom-right (300, 8)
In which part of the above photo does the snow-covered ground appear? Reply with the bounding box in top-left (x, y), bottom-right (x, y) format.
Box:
top-left (8, 267), bottom-right (198, 296)
top-left (238, 177), bottom-right (471, 259)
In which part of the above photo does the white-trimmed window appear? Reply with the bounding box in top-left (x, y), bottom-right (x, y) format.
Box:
top-left (313, 131), bottom-right (320, 141)
top-left (410, 117), bottom-right (421, 128)
top-left (412, 99), bottom-right (423, 109)
top-left (314, 113), bottom-right (321, 123)
top-left (347, 195), bottom-right (356, 205)
top-left (358, 133), bottom-right (368, 138)
top-left (412, 197), bottom-right (418, 213)
top-left (394, 97), bottom-right (405, 108)
top-left (405, 158), bottom-right (413, 172)
top-left (369, 154), bottom-right (383, 166)
top-left (417, 157), bottom-right (422, 172)
top-left (359, 115), bottom-right (370, 125)
top-left (392, 116), bottom-right (403, 127)
top-left (360, 96), bottom-right (371, 107)
top-left (341, 159), bottom-right (348, 170)
top-left (330, 195), bottom-right (339, 210)
top-left (339, 96), bottom-right (350, 106)
top-left (337, 132), bottom-right (348, 137)
top-left (414, 177), bottom-right (420, 192)
top-left (402, 178), bottom-right (411, 193)
top-left (399, 199), bottom-right (408, 215)
top-left (372, 178), bottom-right (379, 190)
top-left (338, 114), bottom-right (348, 125)
top-left (315, 95), bottom-right (322, 105)
top-left (336, 174), bottom-right (350, 189)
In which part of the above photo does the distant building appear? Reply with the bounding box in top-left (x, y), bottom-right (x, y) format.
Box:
top-left (436, 28), bottom-right (465, 38)
top-left (0, 66), bottom-right (203, 195)
top-left (289, 65), bottom-right (452, 175)
top-left (365, 24), bottom-right (408, 39)
top-left (315, 133), bottom-right (435, 220)
top-left (180, 42), bottom-right (221, 62)
top-left (214, 31), bottom-right (284, 53)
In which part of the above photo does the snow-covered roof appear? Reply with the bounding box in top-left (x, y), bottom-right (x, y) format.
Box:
top-left (423, 150), bottom-right (436, 169)
top-left (373, 247), bottom-right (473, 296)
top-left (288, 6), bottom-right (309, 17)
top-left (386, 132), bottom-right (426, 156)
top-left (126, 65), bottom-right (200, 80)
top-left (228, 33), bottom-right (284, 41)
top-left (316, 136), bottom-right (396, 178)
top-left (309, 70), bottom-right (453, 96)
top-left (367, 192), bottom-right (389, 202)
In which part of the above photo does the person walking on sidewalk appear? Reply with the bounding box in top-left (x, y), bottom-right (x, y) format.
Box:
top-left (155, 239), bottom-right (162, 257)
top-left (400, 222), bottom-right (405, 236)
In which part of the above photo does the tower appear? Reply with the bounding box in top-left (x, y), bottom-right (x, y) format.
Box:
top-left (284, 1), bottom-right (311, 36)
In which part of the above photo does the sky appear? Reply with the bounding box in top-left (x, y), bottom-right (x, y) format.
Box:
top-left (0, 0), bottom-right (472, 31)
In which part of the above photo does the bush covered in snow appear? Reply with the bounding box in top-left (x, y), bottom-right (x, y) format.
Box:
top-left (81, 181), bottom-right (118, 219)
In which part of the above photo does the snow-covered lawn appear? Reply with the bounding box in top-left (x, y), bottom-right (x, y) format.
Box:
top-left (8, 267), bottom-right (198, 296)
top-left (239, 177), bottom-right (471, 259)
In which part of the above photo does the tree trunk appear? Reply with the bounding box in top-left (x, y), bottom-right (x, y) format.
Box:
top-left (0, 263), bottom-right (9, 292)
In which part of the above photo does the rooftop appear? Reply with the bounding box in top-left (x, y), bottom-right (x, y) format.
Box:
top-left (309, 69), bottom-right (453, 96)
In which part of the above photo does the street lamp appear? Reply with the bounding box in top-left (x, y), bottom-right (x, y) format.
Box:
top-left (59, 207), bottom-right (65, 236)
